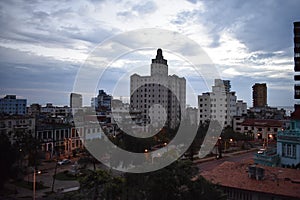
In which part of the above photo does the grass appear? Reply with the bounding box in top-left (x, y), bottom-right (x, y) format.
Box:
top-left (13, 180), bottom-right (49, 190)
top-left (54, 171), bottom-right (77, 181)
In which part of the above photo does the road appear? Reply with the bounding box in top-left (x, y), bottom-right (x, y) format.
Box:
top-left (197, 151), bottom-right (255, 172)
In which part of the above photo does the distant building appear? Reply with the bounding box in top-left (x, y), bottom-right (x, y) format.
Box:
top-left (236, 100), bottom-right (247, 116)
top-left (70, 93), bottom-right (82, 108)
top-left (252, 83), bottom-right (267, 107)
top-left (198, 79), bottom-right (237, 127)
top-left (91, 97), bottom-right (98, 109)
top-left (186, 107), bottom-right (198, 126)
top-left (27, 103), bottom-right (41, 116)
top-left (0, 95), bottom-right (27, 115)
top-left (240, 119), bottom-right (283, 141)
top-left (201, 161), bottom-right (300, 200)
top-left (97, 90), bottom-right (112, 111)
top-left (41, 103), bottom-right (71, 117)
top-left (248, 106), bottom-right (286, 120)
top-left (0, 115), bottom-right (35, 142)
top-left (130, 49), bottom-right (186, 129)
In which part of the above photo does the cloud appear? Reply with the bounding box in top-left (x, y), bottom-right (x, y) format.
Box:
top-left (0, 0), bottom-right (298, 107)
top-left (0, 46), bottom-right (79, 105)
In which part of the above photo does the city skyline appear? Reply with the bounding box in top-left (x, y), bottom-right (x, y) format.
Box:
top-left (0, 1), bottom-right (300, 107)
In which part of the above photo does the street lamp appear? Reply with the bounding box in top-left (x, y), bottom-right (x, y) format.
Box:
top-left (33, 169), bottom-right (41, 200)
top-left (163, 142), bottom-right (168, 152)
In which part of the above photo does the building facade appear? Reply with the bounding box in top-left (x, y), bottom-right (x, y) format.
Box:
top-left (252, 83), bottom-right (267, 107)
top-left (40, 103), bottom-right (71, 117)
top-left (130, 49), bottom-right (186, 129)
top-left (92, 90), bottom-right (112, 112)
top-left (0, 95), bottom-right (27, 115)
top-left (0, 115), bottom-right (35, 142)
top-left (198, 79), bottom-right (237, 127)
top-left (240, 119), bottom-right (283, 141)
top-left (236, 100), bottom-right (247, 116)
top-left (36, 123), bottom-right (83, 158)
top-left (277, 105), bottom-right (300, 168)
top-left (294, 21), bottom-right (300, 100)
top-left (70, 93), bottom-right (83, 109)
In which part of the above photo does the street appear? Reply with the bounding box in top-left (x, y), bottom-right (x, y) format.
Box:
top-left (197, 151), bottom-right (255, 172)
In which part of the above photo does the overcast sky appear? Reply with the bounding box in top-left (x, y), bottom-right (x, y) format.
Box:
top-left (0, 0), bottom-right (299, 107)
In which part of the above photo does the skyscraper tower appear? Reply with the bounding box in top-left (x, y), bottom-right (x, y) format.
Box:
top-left (294, 22), bottom-right (300, 100)
top-left (252, 83), bottom-right (267, 108)
top-left (292, 21), bottom-right (300, 117)
top-left (130, 49), bottom-right (186, 129)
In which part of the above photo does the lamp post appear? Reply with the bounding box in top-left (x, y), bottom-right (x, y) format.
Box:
top-left (33, 169), bottom-right (41, 200)
top-left (164, 142), bottom-right (168, 152)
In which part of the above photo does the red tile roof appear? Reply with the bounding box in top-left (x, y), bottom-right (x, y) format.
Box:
top-left (201, 161), bottom-right (300, 198)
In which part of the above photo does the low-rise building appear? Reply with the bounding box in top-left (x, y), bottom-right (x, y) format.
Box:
top-left (40, 103), bottom-right (71, 117)
top-left (0, 115), bottom-right (35, 142)
top-left (202, 161), bottom-right (300, 200)
top-left (36, 123), bottom-right (82, 158)
top-left (277, 105), bottom-right (300, 168)
top-left (240, 119), bottom-right (283, 141)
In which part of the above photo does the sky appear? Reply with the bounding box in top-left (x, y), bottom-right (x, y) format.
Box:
top-left (0, 0), bottom-right (299, 108)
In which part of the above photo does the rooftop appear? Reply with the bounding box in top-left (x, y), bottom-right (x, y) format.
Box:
top-left (201, 161), bottom-right (300, 199)
top-left (241, 119), bottom-right (283, 127)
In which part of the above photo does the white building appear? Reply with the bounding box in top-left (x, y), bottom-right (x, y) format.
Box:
top-left (198, 79), bottom-right (237, 127)
top-left (186, 107), bottom-right (198, 126)
top-left (0, 95), bottom-right (27, 115)
top-left (40, 103), bottom-right (72, 117)
top-left (236, 100), bottom-right (247, 116)
top-left (130, 49), bottom-right (186, 129)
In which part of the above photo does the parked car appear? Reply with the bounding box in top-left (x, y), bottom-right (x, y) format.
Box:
top-left (257, 149), bottom-right (266, 154)
top-left (57, 159), bottom-right (71, 165)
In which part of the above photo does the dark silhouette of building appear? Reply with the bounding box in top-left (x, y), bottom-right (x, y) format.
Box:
top-left (70, 93), bottom-right (82, 108)
top-left (252, 83), bottom-right (267, 107)
top-left (294, 22), bottom-right (300, 99)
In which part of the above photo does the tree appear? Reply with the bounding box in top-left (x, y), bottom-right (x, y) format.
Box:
top-left (79, 169), bottom-right (124, 200)
top-left (123, 160), bottom-right (226, 200)
top-left (0, 133), bottom-right (17, 189)
top-left (12, 129), bottom-right (41, 168)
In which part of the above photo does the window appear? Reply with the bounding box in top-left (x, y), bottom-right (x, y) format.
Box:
top-left (282, 143), bottom-right (296, 158)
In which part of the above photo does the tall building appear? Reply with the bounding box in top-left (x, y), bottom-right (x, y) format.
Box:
top-left (91, 90), bottom-right (112, 112)
top-left (70, 93), bottom-right (82, 108)
top-left (130, 49), bottom-right (186, 129)
top-left (294, 22), bottom-right (300, 101)
top-left (252, 83), bottom-right (267, 107)
top-left (0, 95), bottom-right (27, 115)
top-left (236, 100), bottom-right (247, 116)
top-left (198, 79), bottom-right (237, 127)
